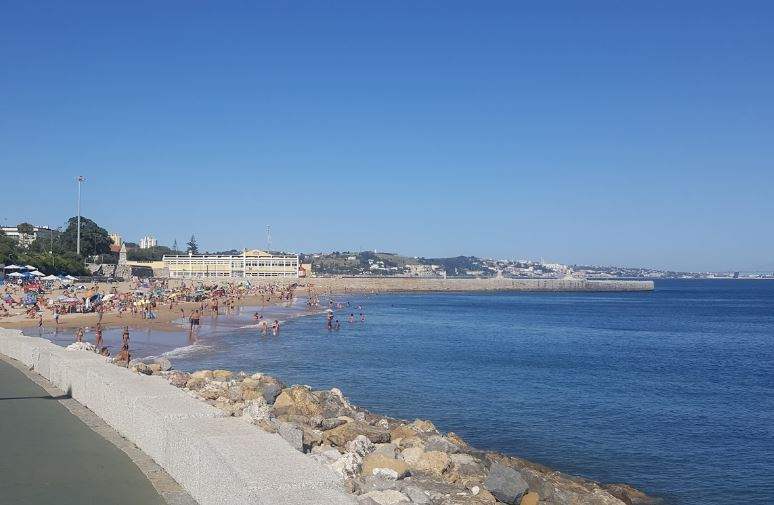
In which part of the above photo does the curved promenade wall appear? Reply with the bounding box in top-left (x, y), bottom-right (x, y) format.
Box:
top-left (0, 328), bottom-right (356, 505)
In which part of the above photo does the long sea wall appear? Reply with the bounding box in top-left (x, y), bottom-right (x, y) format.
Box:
top-left (302, 277), bottom-right (655, 292)
top-left (0, 328), bottom-right (356, 505)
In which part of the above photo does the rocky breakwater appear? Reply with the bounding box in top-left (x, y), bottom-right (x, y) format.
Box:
top-left (123, 360), bottom-right (658, 505)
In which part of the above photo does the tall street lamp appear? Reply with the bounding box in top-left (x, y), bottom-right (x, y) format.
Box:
top-left (76, 176), bottom-right (85, 256)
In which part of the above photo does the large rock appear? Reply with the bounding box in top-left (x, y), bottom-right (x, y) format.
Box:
top-left (153, 356), bottom-right (172, 371)
top-left (347, 435), bottom-right (377, 457)
top-left (190, 369), bottom-right (213, 379)
top-left (401, 446), bottom-right (426, 466)
top-left (167, 371), bottom-right (190, 388)
top-left (277, 421), bottom-right (304, 452)
top-left (362, 453), bottom-right (409, 479)
top-left (185, 376), bottom-right (207, 390)
top-left (412, 451), bottom-right (451, 478)
top-left (323, 420), bottom-right (390, 447)
top-left (483, 462), bottom-right (528, 504)
top-left (331, 451), bottom-right (363, 478)
top-left (520, 492), bottom-right (539, 505)
top-left (273, 386), bottom-right (323, 417)
top-left (262, 382), bottom-right (283, 404)
top-left (242, 398), bottom-right (272, 424)
top-left (212, 369), bottom-right (233, 380)
top-left (425, 435), bottom-right (460, 454)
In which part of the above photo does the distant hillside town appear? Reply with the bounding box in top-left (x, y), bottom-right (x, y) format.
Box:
top-left (1, 220), bottom-right (771, 280)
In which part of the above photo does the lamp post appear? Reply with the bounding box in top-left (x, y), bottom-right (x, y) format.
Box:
top-left (76, 176), bottom-right (85, 256)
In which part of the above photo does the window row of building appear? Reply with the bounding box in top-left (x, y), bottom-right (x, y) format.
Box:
top-left (162, 250), bottom-right (299, 279)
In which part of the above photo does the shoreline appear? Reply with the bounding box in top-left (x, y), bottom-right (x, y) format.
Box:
top-left (3, 313), bottom-right (659, 505)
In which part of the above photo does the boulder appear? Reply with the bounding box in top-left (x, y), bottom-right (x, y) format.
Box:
top-left (190, 370), bottom-right (213, 380)
top-left (520, 492), bottom-right (539, 505)
top-left (412, 451), bottom-right (451, 478)
top-left (262, 382), bottom-right (283, 404)
top-left (410, 419), bottom-right (438, 434)
top-left (241, 387), bottom-right (264, 401)
top-left (347, 435), bottom-right (376, 457)
top-left (147, 363), bottom-right (162, 373)
top-left (227, 385), bottom-right (243, 402)
top-left (198, 383), bottom-right (227, 400)
top-left (362, 453), bottom-right (409, 479)
top-left (425, 435), bottom-right (460, 454)
top-left (167, 372), bottom-right (190, 388)
top-left (212, 369), bottom-right (233, 380)
top-left (323, 420), bottom-right (390, 447)
top-left (153, 357), bottom-right (172, 371)
top-left (358, 490), bottom-right (410, 504)
top-left (320, 417), bottom-right (347, 431)
top-left (483, 462), bottom-right (528, 505)
top-left (185, 377), bottom-right (207, 390)
top-left (400, 446), bottom-right (426, 466)
top-left (67, 341), bottom-right (96, 352)
top-left (330, 451), bottom-right (362, 478)
top-left (373, 443), bottom-right (399, 459)
top-left (273, 386), bottom-right (323, 417)
top-left (242, 398), bottom-right (272, 424)
top-left (277, 421), bottom-right (304, 452)
top-left (403, 486), bottom-right (430, 505)
top-left (390, 424), bottom-right (418, 441)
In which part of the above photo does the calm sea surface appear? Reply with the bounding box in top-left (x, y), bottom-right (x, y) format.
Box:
top-left (35, 280), bottom-right (774, 504)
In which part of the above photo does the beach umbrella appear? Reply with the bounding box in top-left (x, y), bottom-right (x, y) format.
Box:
top-left (42, 275), bottom-right (59, 281)
top-left (65, 275), bottom-right (78, 280)
top-left (8, 272), bottom-right (23, 277)
top-left (30, 271), bottom-right (45, 277)
top-left (4, 264), bottom-right (21, 270)
top-left (24, 265), bottom-right (36, 270)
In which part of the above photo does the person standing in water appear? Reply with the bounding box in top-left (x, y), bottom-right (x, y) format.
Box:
top-left (75, 327), bottom-right (84, 343)
top-left (271, 320), bottom-right (280, 336)
top-left (95, 323), bottom-right (103, 348)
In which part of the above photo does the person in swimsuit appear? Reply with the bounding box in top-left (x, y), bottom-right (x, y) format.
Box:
top-left (271, 320), bottom-right (280, 336)
top-left (95, 323), bottom-right (103, 348)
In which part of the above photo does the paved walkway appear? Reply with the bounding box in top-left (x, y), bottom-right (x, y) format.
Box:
top-left (0, 357), bottom-right (169, 505)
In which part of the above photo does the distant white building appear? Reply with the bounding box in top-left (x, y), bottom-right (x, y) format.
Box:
top-left (163, 249), bottom-right (299, 278)
top-left (139, 235), bottom-right (157, 249)
top-left (1, 225), bottom-right (55, 248)
top-left (109, 232), bottom-right (122, 246)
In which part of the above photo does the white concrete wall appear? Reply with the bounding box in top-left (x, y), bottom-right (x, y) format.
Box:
top-left (0, 328), bottom-right (356, 505)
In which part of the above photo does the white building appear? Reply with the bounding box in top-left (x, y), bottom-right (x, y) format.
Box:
top-left (1, 225), bottom-right (55, 248)
top-left (109, 232), bottom-right (123, 246)
top-left (139, 235), bottom-right (157, 249)
top-left (163, 249), bottom-right (299, 279)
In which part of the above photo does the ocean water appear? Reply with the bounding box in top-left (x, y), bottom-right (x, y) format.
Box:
top-left (35, 280), bottom-right (774, 504)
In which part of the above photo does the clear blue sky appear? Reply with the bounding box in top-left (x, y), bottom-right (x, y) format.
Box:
top-left (2, 1), bottom-right (772, 271)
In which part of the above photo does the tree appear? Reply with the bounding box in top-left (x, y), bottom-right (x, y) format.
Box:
top-left (17, 222), bottom-right (35, 235)
top-left (186, 235), bottom-right (199, 254)
top-left (60, 216), bottom-right (111, 257)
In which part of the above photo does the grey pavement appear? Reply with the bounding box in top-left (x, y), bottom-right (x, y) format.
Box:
top-left (0, 357), bottom-right (169, 505)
